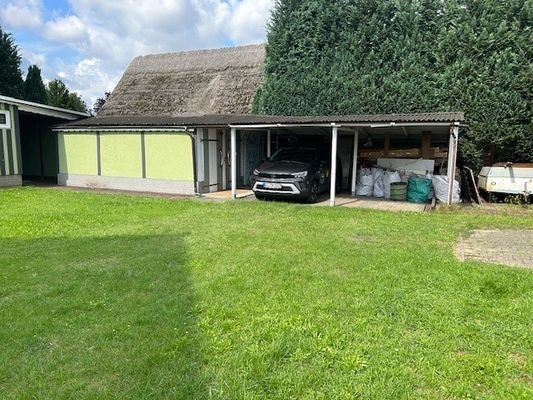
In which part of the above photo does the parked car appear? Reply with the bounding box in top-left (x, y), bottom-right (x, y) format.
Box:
top-left (250, 147), bottom-right (341, 203)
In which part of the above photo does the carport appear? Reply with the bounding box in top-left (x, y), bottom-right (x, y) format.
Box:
top-left (54, 112), bottom-right (465, 204)
top-left (223, 112), bottom-right (464, 206)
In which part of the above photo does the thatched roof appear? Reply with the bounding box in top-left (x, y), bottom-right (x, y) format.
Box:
top-left (99, 44), bottom-right (265, 116)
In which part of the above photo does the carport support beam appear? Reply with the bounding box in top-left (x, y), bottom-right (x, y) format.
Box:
top-left (351, 129), bottom-right (359, 196)
top-left (231, 127), bottom-right (237, 199)
top-left (267, 129), bottom-right (271, 158)
top-left (446, 125), bottom-right (459, 206)
top-left (330, 125), bottom-right (338, 206)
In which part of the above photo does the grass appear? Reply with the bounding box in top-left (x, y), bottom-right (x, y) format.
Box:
top-left (0, 187), bottom-right (532, 399)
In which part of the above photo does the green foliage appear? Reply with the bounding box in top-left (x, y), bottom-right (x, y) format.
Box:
top-left (23, 65), bottom-right (48, 104)
top-left (46, 79), bottom-right (69, 107)
top-left (0, 25), bottom-right (24, 98)
top-left (66, 92), bottom-right (88, 113)
top-left (254, 0), bottom-right (533, 169)
top-left (93, 91), bottom-right (111, 115)
top-left (46, 78), bottom-right (88, 113)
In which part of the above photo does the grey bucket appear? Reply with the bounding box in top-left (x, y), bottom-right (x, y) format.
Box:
top-left (390, 182), bottom-right (407, 201)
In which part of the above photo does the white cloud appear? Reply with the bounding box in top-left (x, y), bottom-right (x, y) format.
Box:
top-left (20, 0), bottom-right (275, 106)
top-left (53, 57), bottom-right (121, 107)
top-left (226, 0), bottom-right (272, 44)
top-left (0, 0), bottom-right (42, 29)
top-left (44, 15), bottom-right (88, 42)
top-left (22, 50), bottom-right (46, 66)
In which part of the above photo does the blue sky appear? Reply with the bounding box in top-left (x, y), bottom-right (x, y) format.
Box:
top-left (1, 0), bottom-right (273, 107)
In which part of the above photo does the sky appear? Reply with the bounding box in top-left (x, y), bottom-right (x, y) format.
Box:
top-left (0, 0), bottom-right (274, 108)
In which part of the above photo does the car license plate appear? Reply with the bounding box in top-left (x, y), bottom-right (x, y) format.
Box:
top-left (264, 182), bottom-right (282, 189)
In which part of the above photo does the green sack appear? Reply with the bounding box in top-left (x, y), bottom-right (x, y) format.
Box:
top-left (407, 176), bottom-right (432, 203)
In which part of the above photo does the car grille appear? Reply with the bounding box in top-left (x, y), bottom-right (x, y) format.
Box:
top-left (257, 173), bottom-right (294, 179)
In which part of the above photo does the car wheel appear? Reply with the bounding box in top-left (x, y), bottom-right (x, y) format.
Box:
top-left (307, 180), bottom-right (319, 203)
top-left (255, 193), bottom-right (266, 201)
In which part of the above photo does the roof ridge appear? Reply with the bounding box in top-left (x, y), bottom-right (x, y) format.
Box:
top-left (134, 43), bottom-right (266, 61)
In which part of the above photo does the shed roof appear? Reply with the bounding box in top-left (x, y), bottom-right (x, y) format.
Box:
top-left (0, 95), bottom-right (90, 120)
top-left (99, 44), bottom-right (265, 117)
top-left (56, 112), bottom-right (465, 130)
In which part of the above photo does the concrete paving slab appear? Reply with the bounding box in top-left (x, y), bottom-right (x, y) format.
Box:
top-left (315, 195), bottom-right (427, 212)
top-left (456, 230), bottom-right (533, 269)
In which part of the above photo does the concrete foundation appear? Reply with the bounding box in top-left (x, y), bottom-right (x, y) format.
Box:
top-left (57, 173), bottom-right (195, 195)
top-left (0, 175), bottom-right (22, 187)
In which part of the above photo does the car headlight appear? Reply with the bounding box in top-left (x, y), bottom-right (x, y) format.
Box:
top-left (253, 169), bottom-right (260, 175)
top-left (292, 171), bottom-right (308, 178)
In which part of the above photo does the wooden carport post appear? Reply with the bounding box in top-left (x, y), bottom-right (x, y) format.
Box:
top-left (446, 124), bottom-right (460, 205)
top-left (351, 129), bottom-right (359, 196)
top-left (330, 124), bottom-right (338, 206)
top-left (231, 127), bottom-right (237, 199)
top-left (267, 129), bottom-right (271, 158)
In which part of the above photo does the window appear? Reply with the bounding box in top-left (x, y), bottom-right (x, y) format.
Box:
top-left (0, 110), bottom-right (11, 129)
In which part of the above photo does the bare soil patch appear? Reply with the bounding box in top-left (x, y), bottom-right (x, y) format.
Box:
top-left (456, 229), bottom-right (533, 269)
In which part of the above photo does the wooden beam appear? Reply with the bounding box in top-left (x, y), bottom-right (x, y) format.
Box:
top-left (267, 129), bottom-right (271, 158)
top-left (421, 131), bottom-right (432, 159)
top-left (384, 134), bottom-right (390, 157)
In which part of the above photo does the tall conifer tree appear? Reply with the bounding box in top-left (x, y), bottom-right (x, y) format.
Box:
top-left (23, 65), bottom-right (48, 104)
top-left (0, 26), bottom-right (24, 98)
top-left (254, 0), bottom-right (532, 168)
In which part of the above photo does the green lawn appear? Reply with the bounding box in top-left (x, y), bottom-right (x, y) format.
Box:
top-left (0, 187), bottom-right (532, 399)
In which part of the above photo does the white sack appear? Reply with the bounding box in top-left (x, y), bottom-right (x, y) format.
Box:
top-left (373, 170), bottom-right (385, 197)
top-left (383, 171), bottom-right (402, 199)
top-left (432, 175), bottom-right (460, 203)
top-left (356, 168), bottom-right (374, 196)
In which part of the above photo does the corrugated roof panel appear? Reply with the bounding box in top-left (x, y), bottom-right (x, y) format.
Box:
top-left (56, 112), bottom-right (465, 130)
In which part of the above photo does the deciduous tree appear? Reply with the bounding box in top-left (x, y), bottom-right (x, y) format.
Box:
top-left (93, 91), bottom-right (111, 115)
top-left (47, 79), bottom-right (87, 113)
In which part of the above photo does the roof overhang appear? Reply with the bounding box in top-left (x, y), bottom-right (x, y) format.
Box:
top-left (54, 112), bottom-right (466, 131)
top-left (0, 95), bottom-right (90, 120)
top-left (53, 126), bottom-right (188, 132)
top-left (228, 121), bottom-right (464, 129)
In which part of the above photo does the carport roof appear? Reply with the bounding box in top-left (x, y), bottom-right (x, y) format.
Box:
top-left (55, 112), bottom-right (465, 130)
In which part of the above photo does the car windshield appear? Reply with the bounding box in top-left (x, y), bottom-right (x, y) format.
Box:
top-left (270, 148), bottom-right (316, 163)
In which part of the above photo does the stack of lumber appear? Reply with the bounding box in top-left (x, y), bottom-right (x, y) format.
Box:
top-left (359, 147), bottom-right (447, 159)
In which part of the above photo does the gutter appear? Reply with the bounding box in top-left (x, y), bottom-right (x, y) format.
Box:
top-left (52, 126), bottom-right (188, 132)
top-left (228, 122), bottom-right (468, 129)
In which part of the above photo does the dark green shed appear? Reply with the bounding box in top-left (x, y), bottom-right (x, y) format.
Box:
top-left (0, 95), bottom-right (89, 187)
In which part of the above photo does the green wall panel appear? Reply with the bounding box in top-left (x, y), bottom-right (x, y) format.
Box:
top-left (145, 133), bottom-right (193, 180)
top-left (100, 133), bottom-right (142, 178)
top-left (1, 129), bottom-right (9, 175)
top-left (20, 116), bottom-right (59, 179)
top-left (10, 104), bottom-right (19, 175)
top-left (0, 102), bottom-right (20, 177)
top-left (58, 133), bottom-right (97, 175)
top-left (20, 119), bottom-right (41, 176)
top-left (41, 128), bottom-right (58, 178)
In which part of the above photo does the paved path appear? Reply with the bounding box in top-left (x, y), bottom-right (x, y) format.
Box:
top-left (456, 230), bottom-right (533, 269)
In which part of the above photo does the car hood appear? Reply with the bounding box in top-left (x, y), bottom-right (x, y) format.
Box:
top-left (257, 160), bottom-right (313, 174)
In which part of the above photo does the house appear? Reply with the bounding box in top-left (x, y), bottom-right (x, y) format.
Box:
top-left (55, 44), bottom-right (465, 205)
top-left (0, 95), bottom-right (89, 187)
